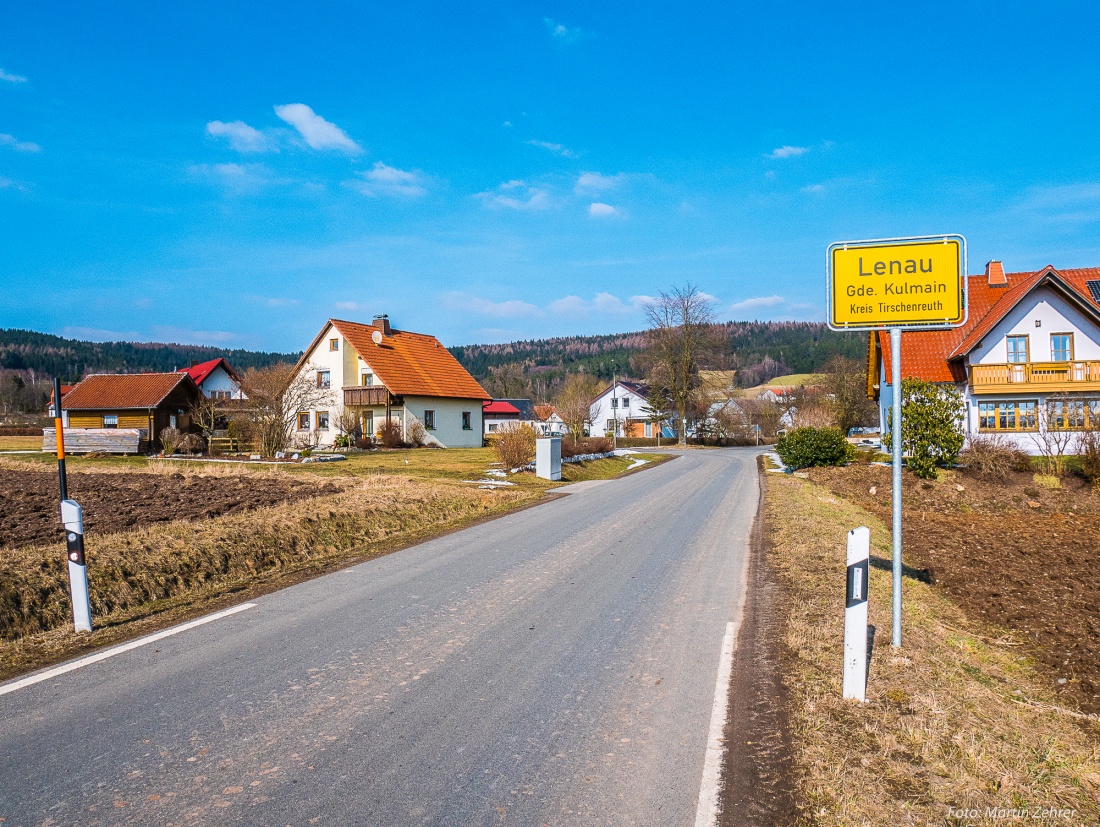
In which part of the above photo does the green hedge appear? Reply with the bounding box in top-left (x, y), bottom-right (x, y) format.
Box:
top-left (776, 427), bottom-right (852, 469)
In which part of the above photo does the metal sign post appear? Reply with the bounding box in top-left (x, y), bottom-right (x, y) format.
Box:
top-left (53, 377), bottom-right (68, 502)
top-left (828, 235), bottom-right (967, 651)
top-left (843, 526), bottom-right (870, 701)
top-left (890, 327), bottom-right (903, 647)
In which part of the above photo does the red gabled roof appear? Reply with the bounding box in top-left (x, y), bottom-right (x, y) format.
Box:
top-left (483, 400), bottom-right (521, 415)
top-left (876, 266), bottom-right (1100, 385)
top-left (297, 319), bottom-right (490, 400)
top-left (63, 373), bottom-right (198, 410)
top-left (179, 357), bottom-right (241, 386)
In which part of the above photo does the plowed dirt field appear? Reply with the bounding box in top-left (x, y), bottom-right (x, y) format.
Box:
top-left (806, 463), bottom-right (1100, 715)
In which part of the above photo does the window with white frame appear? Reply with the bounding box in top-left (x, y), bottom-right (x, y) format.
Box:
top-left (317, 411), bottom-right (330, 430)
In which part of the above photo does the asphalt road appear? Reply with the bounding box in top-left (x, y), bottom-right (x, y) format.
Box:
top-left (1, 447), bottom-right (761, 826)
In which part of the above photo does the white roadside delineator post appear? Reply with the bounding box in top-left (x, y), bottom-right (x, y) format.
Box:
top-left (843, 526), bottom-right (870, 702)
top-left (61, 499), bottom-right (92, 633)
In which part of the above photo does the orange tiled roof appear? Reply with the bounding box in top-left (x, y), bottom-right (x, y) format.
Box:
top-left (876, 266), bottom-right (1100, 386)
top-left (63, 373), bottom-right (197, 410)
top-left (327, 319), bottom-right (490, 400)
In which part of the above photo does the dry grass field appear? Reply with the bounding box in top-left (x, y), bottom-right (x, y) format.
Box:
top-left (0, 435), bottom-right (42, 451)
top-left (765, 471), bottom-right (1100, 826)
top-left (0, 448), bottom-right (667, 679)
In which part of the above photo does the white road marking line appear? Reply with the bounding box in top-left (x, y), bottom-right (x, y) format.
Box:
top-left (0, 603), bottom-right (257, 698)
top-left (694, 619), bottom-right (738, 827)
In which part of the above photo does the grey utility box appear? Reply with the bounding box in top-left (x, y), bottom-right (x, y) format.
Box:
top-left (536, 437), bottom-right (562, 481)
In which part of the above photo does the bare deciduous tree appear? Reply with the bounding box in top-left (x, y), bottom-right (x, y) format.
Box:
top-left (484, 362), bottom-right (530, 399)
top-left (334, 407), bottom-right (362, 447)
top-left (554, 373), bottom-right (602, 444)
top-left (1033, 394), bottom-right (1078, 477)
top-left (240, 362), bottom-right (329, 456)
top-left (644, 285), bottom-right (719, 445)
top-left (822, 355), bottom-right (875, 435)
top-left (189, 395), bottom-right (221, 441)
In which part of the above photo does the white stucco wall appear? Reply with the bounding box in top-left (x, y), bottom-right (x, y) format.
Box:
top-left (199, 365), bottom-right (245, 399)
top-left (404, 396), bottom-right (484, 448)
top-left (969, 287), bottom-right (1100, 365)
top-left (589, 384), bottom-right (653, 436)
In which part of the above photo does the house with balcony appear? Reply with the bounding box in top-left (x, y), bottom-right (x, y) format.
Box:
top-left (290, 315), bottom-right (489, 448)
top-left (868, 262), bottom-right (1100, 454)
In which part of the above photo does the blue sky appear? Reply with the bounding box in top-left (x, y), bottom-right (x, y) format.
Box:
top-left (3, 2), bottom-right (1100, 352)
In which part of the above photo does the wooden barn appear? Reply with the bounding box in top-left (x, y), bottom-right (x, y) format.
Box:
top-left (46, 373), bottom-right (202, 453)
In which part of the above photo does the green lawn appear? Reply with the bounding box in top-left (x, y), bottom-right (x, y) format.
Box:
top-left (1, 444), bottom-right (672, 492)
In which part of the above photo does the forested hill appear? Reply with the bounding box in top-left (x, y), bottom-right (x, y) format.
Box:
top-left (0, 329), bottom-right (299, 382)
top-left (450, 321), bottom-right (866, 388)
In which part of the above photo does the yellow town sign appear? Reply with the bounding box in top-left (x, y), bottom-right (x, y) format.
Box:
top-left (827, 235), bottom-right (967, 330)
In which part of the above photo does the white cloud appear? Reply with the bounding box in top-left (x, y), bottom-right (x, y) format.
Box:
top-left (548, 293), bottom-right (653, 316)
top-left (527, 139), bottom-right (578, 158)
top-left (544, 17), bottom-right (586, 42)
top-left (274, 103), bottom-right (362, 154)
top-left (801, 183), bottom-right (825, 193)
top-left (189, 162), bottom-right (273, 193)
top-left (575, 171), bottom-right (626, 193)
top-left (0, 69), bottom-right (27, 83)
top-left (588, 202), bottom-right (621, 218)
top-left (0, 133), bottom-right (41, 153)
top-left (352, 162), bottom-right (427, 198)
top-left (476, 180), bottom-right (552, 210)
top-left (262, 297), bottom-right (299, 308)
top-left (1015, 182), bottom-right (1100, 226)
top-left (547, 295), bottom-right (589, 316)
top-left (0, 176), bottom-right (27, 192)
top-left (768, 145), bottom-right (809, 159)
top-left (334, 301), bottom-right (366, 312)
top-left (443, 292), bottom-right (540, 318)
top-left (730, 295), bottom-right (785, 314)
top-left (206, 120), bottom-right (275, 152)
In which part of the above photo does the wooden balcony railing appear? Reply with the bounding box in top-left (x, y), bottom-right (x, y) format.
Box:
top-left (969, 361), bottom-right (1100, 392)
top-left (343, 386), bottom-right (389, 406)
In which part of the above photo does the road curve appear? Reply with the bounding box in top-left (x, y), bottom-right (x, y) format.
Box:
top-left (0, 447), bottom-right (760, 826)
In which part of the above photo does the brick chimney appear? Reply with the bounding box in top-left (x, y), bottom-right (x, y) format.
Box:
top-left (986, 260), bottom-right (1007, 287)
top-left (372, 314), bottom-right (391, 335)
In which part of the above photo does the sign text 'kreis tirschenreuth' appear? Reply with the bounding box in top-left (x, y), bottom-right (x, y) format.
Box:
top-left (827, 235), bottom-right (967, 330)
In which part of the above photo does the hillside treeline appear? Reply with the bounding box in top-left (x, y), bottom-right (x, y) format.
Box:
top-left (0, 329), bottom-right (298, 383)
top-left (450, 321), bottom-right (866, 400)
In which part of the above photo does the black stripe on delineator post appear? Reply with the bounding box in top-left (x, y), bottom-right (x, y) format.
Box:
top-left (846, 559), bottom-right (869, 609)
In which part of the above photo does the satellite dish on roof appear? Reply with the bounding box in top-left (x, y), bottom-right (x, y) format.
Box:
top-left (371, 329), bottom-right (383, 345)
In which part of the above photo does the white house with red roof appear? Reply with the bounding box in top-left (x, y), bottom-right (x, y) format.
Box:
top-left (869, 262), bottom-right (1100, 454)
top-left (178, 358), bottom-right (245, 400)
top-left (483, 399), bottom-right (522, 434)
top-left (290, 315), bottom-right (490, 449)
